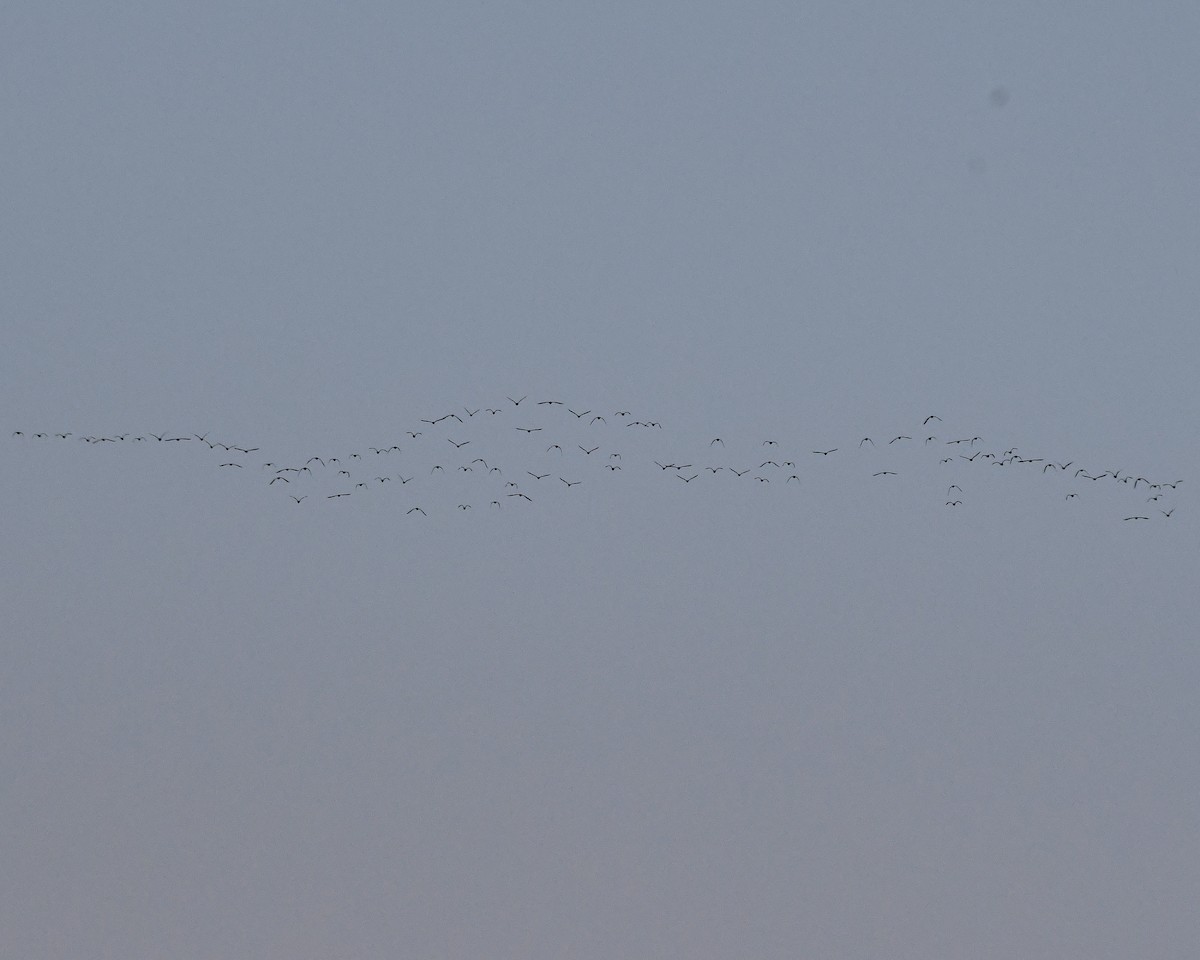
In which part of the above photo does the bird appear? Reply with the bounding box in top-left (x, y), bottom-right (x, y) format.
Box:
top-left (812, 449), bottom-right (837, 455)
top-left (507, 396), bottom-right (527, 406)
top-left (447, 439), bottom-right (470, 448)
top-left (218, 462), bottom-right (243, 468)
top-left (579, 445), bottom-right (599, 454)
top-left (464, 407), bottom-right (480, 417)
top-left (327, 493), bottom-right (351, 499)
top-left (924, 415), bottom-right (942, 424)
top-left (889, 436), bottom-right (911, 444)
top-left (677, 474), bottom-right (698, 483)
top-left (528, 472), bottom-right (549, 480)
top-left (561, 478), bottom-right (581, 487)
top-left (710, 438), bottom-right (724, 446)
top-left (269, 476), bottom-right (289, 484)
top-left (407, 506), bottom-right (426, 515)
top-left (398, 475), bottom-right (412, 484)
top-left (569, 409), bottom-right (591, 418)
top-left (516, 426), bottom-right (542, 433)
top-left (873, 471), bottom-right (897, 477)
top-left (859, 437), bottom-right (874, 447)
top-left (290, 496), bottom-right (307, 503)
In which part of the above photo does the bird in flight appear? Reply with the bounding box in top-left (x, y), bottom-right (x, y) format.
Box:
top-left (561, 478), bottom-right (581, 487)
top-left (528, 472), bottom-right (549, 480)
top-left (579, 445), bottom-right (599, 454)
top-left (516, 426), bottom-right (542, 433)
top-left (569, 409), bottom-right (590, 418)
top-left (812, 449), bottom-right (836, 456)
top-left (507, 396), bottom-right (527, 406)
top-left (290, 496), bottom-right (307, 503)
top-left (447, 439), bottom-right (470, 448)
top-left (924, 415), bottom-right (942, 424)
top-left (873, 471), bottom-right (897, 477)
top-left (859, 437), bottom-right (874, 447)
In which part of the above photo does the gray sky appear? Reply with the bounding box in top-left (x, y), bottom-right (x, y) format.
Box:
top-left (3, 2), bottom-right (1198, 957)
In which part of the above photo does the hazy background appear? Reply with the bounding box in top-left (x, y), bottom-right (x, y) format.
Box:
top-left (3, 2), bottom-right (1198, 957)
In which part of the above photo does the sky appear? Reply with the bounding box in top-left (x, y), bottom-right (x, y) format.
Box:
top-left (3, 2), bottom-right (1198, 957)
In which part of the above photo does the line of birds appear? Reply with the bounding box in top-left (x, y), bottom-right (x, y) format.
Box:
top-left (11, 401), bottom-right (1184, 522)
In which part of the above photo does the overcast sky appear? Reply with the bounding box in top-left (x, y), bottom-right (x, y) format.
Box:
top-left (3, 2), bottom-right (1198, 957)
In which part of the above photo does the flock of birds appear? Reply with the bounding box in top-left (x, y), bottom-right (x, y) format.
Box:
top-left (11, 397), bottom-right (1184, 523)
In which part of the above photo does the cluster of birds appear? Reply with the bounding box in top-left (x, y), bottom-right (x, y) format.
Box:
top-left (11, 400), bottom-right (1183, 523)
